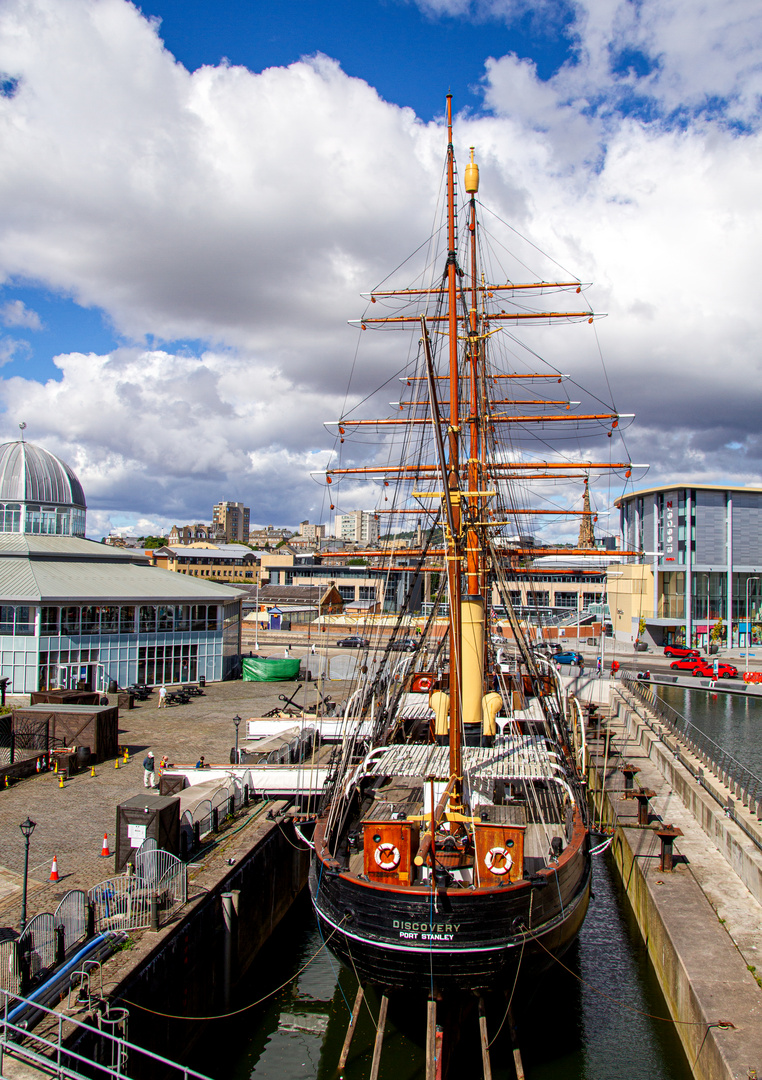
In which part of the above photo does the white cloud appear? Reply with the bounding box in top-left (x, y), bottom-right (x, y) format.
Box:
top-left (0, 336), bottom-right (30, 366)
top-left (0, 345), bottom-right (337, 528)
top-left (0, 299), bottom-right (42, 329)
top-left (0, 0), bottom-right (760, 539)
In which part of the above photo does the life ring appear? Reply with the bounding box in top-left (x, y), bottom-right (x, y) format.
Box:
top-left (416, 676), bottom-right (433, 692)
top-left (484, 847), bottom-right (512, 876)
top-left (374, 843), bottom-right (401, 871)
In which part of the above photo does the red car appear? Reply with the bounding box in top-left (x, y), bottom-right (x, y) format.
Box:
top-left (692, 660), bottom-right (738, 679)
top-left (670, 658), bottom-right (704, 672)
top-left (664, 645), bottom-right (701, 659)
top-left (670, 659), bottom-right (738, 678)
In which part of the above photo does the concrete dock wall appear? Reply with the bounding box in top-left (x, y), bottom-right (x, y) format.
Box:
top-left (70, 805), bottom-right (310, 1074)
top-left (589, 692), bottom-right (762, 1080)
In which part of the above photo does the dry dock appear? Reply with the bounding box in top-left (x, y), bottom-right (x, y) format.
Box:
top-left (589, 677), bottom-right (762, 1080)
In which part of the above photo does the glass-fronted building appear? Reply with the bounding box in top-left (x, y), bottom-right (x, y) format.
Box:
top-left (0, 535), bottom-right (242, 692)
top-left (0, 440), bottom-right (243, 692)
top-left (617, 484), bottom-right (762, 648)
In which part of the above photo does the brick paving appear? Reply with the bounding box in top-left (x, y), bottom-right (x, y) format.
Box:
top-left (0, 647), bottom-right (351, 933)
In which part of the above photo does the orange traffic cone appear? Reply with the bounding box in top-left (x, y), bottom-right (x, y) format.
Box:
top-left (49, 856), bottom-right (60, 882)
top-left (99, 833), bottom-right (110, 858)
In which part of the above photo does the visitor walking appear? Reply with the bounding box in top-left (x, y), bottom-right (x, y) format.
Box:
top-left (158, 685), bottom-right (167, 708)
top-left (143, 752), bottom-right (156, 789)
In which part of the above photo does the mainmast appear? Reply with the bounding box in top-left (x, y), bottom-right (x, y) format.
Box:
top-left (444, 95), bottom-right (463, 808)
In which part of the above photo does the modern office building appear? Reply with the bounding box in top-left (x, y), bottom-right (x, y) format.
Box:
top-left (212, 501), bottom-right (250, 544)
top-left (614, 484), bottom-right (762, 648)
top-left (0, 440), bottom-right (243, 692)
top-left (261, 551), bottom-right (421, 612)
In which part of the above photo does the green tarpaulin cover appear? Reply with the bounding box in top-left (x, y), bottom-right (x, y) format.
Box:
top-left (242, 657), bottom-right (301, 682)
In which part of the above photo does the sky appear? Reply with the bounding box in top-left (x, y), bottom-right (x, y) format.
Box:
top-left (0, 0), bottom-right (761, 539)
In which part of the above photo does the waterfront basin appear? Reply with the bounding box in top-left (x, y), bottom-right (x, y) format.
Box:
top-left (190, 851), bottom-right (691, 1080)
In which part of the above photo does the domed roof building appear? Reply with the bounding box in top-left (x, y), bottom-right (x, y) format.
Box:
top-left (0, 440), bottom-right (86, 537)
top-left (0, 437), bottom-right (244, 694)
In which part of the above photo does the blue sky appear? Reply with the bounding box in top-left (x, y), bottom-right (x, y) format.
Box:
top-left (139, 0), bottom-right (575, 119)
top-left (0, 0), bottom-right (761, 537)
top-left (2, 0), bottom-right (579, 387)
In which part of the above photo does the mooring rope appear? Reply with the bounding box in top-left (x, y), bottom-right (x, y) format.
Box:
top-left (119, 918), bottom-right (347, 1021)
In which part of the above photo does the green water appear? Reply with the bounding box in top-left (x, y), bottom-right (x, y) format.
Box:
top-left (191, 854), bottom-right (692, 1080)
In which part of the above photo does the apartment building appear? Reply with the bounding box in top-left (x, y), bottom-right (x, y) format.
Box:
top-left (212, 501), bottom-right (250, 545)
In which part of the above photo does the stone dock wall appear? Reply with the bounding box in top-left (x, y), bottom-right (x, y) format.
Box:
top-left (589, 686), bottom-right (762, 1080)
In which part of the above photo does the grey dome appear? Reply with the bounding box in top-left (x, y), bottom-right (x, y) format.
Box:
top-left (0, 441), bottom-right (86, 508)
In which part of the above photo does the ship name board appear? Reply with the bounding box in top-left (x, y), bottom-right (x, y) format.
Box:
top-left (393, 920), bottom-right (460, 941)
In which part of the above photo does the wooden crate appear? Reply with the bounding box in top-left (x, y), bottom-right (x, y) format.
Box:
top-left (115, 794), bottom-right (180, 872)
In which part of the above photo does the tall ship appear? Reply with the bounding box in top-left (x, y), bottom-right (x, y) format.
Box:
top-left (307, 96), bottom-right (637, 1000)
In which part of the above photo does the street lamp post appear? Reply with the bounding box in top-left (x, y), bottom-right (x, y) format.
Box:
top-left (233, 715), bottom-right (241, 765)
top-left (254, 577), bottom-right (260, 650)
top-left (19, 817), bottom-right (36, 932)
top-left (745, 576), bottom-right (759, 673)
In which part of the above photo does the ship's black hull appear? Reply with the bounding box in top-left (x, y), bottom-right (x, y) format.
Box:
top-left (309, 846), bottom-right (591, 995)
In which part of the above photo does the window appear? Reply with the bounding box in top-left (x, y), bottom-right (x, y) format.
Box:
top-left (61, 606), bottom-right (80, 635)
top-left (42, 607), bottom-right (59, 635)
top-left (139, 606), bottom-right (156, 633)
top-left (101, 607), bottom-right (119, 634)
top-left (41, 507), bottom-right (57, 534)
top-left (25, 506), bottom-right (41, 533)
top-left (359, 586), bottom-right (376, 600)
top-left (0, 606), bottom-right (14, 634)
top-left (81, 606), bottom-right (99, 634)
top-left (174, 605), bottom-right (190, 631)
top-left (0, 503), bottom-right (21, 532)
top-left (554, 592), bottom-right (579, 609)
top-left (120, 607), bottom-right (136, 634)
top-left (338, 586), bottom-right (355, 601)
top-left (157, 606), bottom-right (174, 631)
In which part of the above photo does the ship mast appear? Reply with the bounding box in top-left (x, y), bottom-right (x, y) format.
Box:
top-left (444, 95), bottom-right (463, 808)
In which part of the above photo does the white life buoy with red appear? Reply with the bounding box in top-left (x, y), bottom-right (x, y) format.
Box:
top-left (484, 847), bottom-right (512, 876)
top-left (416, 675), bottom-right (433, 692)
top-left (374, 843), bottom-right (401, 871)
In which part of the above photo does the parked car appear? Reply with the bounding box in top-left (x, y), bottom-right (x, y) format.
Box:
top-left (670, 658), bottom-right (739, 678)
top-left (670, 658), bottom-right (704, 672)
top-left (388, 637), bottom-right (419, 651)
top-left (336, 636), bottom-right (370, 648)
top-left (664, 645), bottom-right (701, 659)
top-left (692, 660), bottom-right (739, 679)
top-left (554, 651), bottom-right (584, 666)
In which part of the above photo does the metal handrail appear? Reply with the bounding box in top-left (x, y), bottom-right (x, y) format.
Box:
top-left (0, 985), bottom-right (212, 1080)
top-left (620, 673), bottom-right (762, 810)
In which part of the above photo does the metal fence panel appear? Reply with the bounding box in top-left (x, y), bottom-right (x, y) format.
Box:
top-left (89, 852), bottom-right (186, 933)
top-left (18, 913), bottom-right (56, 981)
top-left (0, 939), bottom-right (20, 995)
top-left (53, 890), bottom-right (88, 955)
